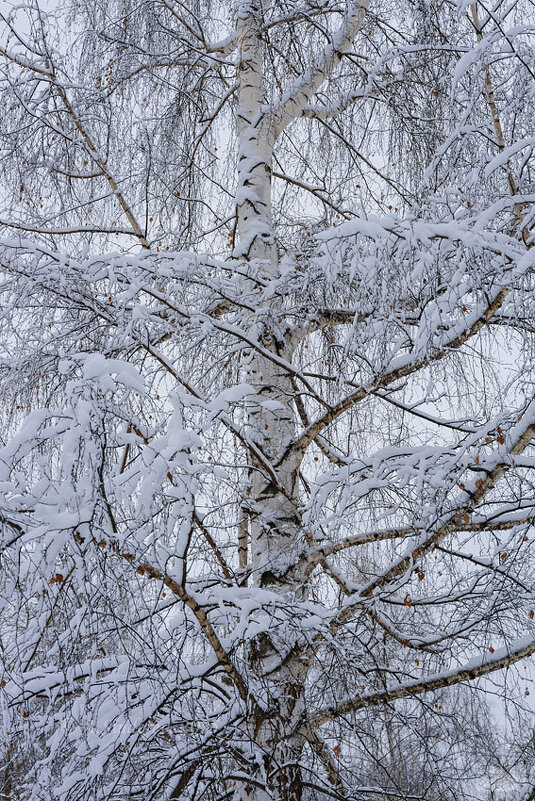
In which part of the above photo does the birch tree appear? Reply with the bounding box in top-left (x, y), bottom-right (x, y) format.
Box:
top-left (1, 0), bottom-right (535, 799)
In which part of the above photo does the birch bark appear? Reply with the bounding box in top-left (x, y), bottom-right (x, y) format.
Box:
top-left (232, 3), bottom-right (373, 795)
top-left (234, 4), bottom-right (307, 797)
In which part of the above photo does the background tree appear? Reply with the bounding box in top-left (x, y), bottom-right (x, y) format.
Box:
top-left (0, 0), bottom-right (535, 799)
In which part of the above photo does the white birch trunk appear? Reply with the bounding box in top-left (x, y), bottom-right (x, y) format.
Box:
top-left (232, 4), bottom-right (372, 795)
top-left (234, 4), bottom-right (307, 798)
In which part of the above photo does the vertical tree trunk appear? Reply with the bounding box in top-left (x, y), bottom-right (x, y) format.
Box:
top-left (234, 4), bottom-right (307, 798)
top-left (234, 0), bottom-right (275, 269)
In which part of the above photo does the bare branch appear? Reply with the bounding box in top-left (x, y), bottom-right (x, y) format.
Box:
top-left (308, 635), bottom-right (535, 729)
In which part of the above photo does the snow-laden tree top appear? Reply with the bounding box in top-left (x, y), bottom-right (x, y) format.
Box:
top-left (0, 1), bottom-right (535, 800)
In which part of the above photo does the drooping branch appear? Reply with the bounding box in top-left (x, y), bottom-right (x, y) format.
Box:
top-left (273, 405), bottom-right (535, 678)
top-left (307, 634), bottom-right (535, 730)
top-left (282, 285), bottom-right (510, 464)
top-left (272, 170), bottom-right (354, 220)
top-left (314, 409), bottom-right (535, 652)
top-left (121, 549), bottom-right (250, 703)
top-left (286, 500), bottom-right (535, 583)
top-left (0, 45), bottom-right (150, 249)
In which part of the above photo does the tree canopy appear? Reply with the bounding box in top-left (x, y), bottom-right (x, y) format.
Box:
top-left (0, 1), bottom-right (535, 800)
